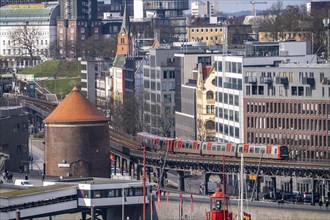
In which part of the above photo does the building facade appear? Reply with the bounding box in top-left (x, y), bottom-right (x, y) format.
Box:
top-left (244, 64), bottom-right (330, 161)
top-left (57, 0), bottom-right (101, 58)
top-left (0, 3), bottom-right (59, 71)
top-left (143, 48), bottom-right (179, 137)
top-left (0, 106), bottom-right (29, 172)
top-left (80, 59), bottom-right (111, 108)
top-left (187, 24), bottom-right (226, 46)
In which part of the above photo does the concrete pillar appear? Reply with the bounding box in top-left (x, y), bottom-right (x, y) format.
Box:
top-left (121, 158), bottom-right (125, 175)
top-left (16, 210), bottom-right (20, 220)
top-left (203, 173), bottom-right (210, 195)
top-left (114, 156), bottom-right (117, 176)
top-left (136, 165), bottom-right (142, 180)
top-left (312, 179), bottom-right (317, 206)
top-left (91, 206), bottom-right (95, 220)
top-left (177, 171), bottom-right (185, 192)
top-left (159, 171), bottom-right (165, 188)
top-left (147, 167), bottom-right (151, 183)
top-left (255, 176), bottom-right (261, 201)
top-left (289, 177), bottom-right (293, 194)
top-left (81, 211), bottom-right (86, 220)
top-left (271, 177), bottom-right (277, 200)
top-left (129, 161), bottom-right (133, 177)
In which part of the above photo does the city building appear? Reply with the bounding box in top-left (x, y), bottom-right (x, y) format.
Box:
top-left (80, 59), bottom-right (112, 108)
top-left (196, 64), bottom-right (216, 141)
top-left (133, 0), bottom-right (189, 43)
top-left (191, 1), bottom-right (213, 17)
top-left (143, 48), bottom-right (180, 137)
top-left (57, 0), bottom-right (101, 58)
top-left (0, 106), bottom-right (29, 172)
top-left (187, 24), bottom-right (226, 46)
top-left (0, 2), bottom-right (60, 71)
top-left (175, 51), bottom-right (219, 139)
top-left (244, 63), bottom-right (330, 161)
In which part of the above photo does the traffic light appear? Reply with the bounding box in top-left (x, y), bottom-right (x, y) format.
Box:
top-left (216, 200), bottom-right (221, 210)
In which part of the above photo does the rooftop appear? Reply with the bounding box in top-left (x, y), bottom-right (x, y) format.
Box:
top-left (43, 87), bottom-right (108, 124)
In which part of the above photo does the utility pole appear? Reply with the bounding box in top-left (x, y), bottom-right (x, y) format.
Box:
top-left (143, 143), bottom-right (146, 220)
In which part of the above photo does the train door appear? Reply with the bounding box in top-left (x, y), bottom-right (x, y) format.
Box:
top-left (226, 144), bottom-right (232, 156)
top-left (243, 144), bottom-right (249, 153)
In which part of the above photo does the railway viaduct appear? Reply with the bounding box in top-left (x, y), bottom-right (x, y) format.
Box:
top-left (17, 96), bottom-right (330, 203)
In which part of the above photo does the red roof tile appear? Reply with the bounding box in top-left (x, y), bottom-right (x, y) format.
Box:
top-left (44, 87), bottom-right (108, 123)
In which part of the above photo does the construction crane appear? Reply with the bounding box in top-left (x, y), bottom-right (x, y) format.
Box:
top-left (251, 0), bottom-right (267, 16)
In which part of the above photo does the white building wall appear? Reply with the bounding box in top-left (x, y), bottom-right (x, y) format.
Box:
top-left (134, 0), bottom-right (144, 19)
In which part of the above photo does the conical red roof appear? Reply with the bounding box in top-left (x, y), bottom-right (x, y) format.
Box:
top-left (44, 87), bottom-right (108, 123)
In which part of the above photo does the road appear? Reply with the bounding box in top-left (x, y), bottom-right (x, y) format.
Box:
top-left (30, 138), bottom-right (44, 174)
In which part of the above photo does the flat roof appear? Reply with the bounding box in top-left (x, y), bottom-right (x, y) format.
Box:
top-left (0, 184), bottom-right (75, 199)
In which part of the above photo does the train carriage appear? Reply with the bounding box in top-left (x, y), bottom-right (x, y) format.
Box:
top-left (202, 143), bottom-right (236, 157)
top-left (173, 140), bottom-right (201, 155)
top-left (136, 132), bottom-right (289, 160)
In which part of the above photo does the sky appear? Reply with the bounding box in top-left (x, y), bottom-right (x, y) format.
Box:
top-left (202, 0), bottom-right (321, 13)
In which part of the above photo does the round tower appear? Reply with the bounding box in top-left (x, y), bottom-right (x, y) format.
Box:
top-left (43, 87), bottom-right (109, 177)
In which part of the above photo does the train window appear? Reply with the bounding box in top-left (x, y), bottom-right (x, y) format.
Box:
top-left (274, 148), bottom-right (277, 154)
top-left (231, 146), bottom-right (235, 152)
top-left (249, 147), bottom-right (254, 153)
top-left (238, 147), bottom-right (242, 152)
top-left (221, 146), bottom-right (226, 151)
top-left (255, 148), bottom-right (260, 153)
top-left (212, 145), bottom-right (216, 151)
top-left (260, 148), bottom-right (265, 154)
top-left (197, 143), bottom-right (200, 149)
top-left (203, 144), bottom-right (206, 150)
top-left (217, 146), bottom-right (221, 151)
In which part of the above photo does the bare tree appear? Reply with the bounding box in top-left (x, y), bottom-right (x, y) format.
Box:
top-left (104, 94), bottom-right (142, 135)
top-left (9, 26), bottom-right (40, 65)
top-left (196, 118), bottom-right (215, 142)
top-left (81, 35), bottom-right (117, 60)
top-left (153, 107), bottom-right (175, 137)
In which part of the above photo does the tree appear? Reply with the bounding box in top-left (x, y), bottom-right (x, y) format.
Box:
top-left (152, 107), bottom-right (175, 137)
top-left (9, 26), bottom-right (40, 65)
top-left (81, 35), bottom-right (117, 60)
top-left (104, 94), bottom-right (142, 136)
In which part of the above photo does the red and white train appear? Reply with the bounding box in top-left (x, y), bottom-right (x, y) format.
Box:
top-left (136, 132), bottom-right (289, 160)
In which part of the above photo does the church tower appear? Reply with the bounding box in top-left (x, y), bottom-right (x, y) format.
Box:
top-left (117, 2), bottom-right (131, 55)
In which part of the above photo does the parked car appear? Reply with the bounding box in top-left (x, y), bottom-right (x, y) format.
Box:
top-left (14, 179), bottom-right (33, 188)
top-left (303, 192), bottom-right (319, 204)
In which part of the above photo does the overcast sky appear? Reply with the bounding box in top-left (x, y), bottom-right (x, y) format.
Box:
top-left (202, 0), bottom-right (319, 13)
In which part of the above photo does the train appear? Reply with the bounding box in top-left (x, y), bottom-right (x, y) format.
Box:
top-left (136, 132), bottom-right (289, 160)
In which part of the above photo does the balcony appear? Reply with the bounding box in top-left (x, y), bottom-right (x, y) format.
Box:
top-left (259, 76), bottom-right (273, 84)
top-left (244, 76), bottom-right (257, 84)
top-left (302, 77), bottom-right (315, 86)
top-left (275, 77), bottom-right (289, 85)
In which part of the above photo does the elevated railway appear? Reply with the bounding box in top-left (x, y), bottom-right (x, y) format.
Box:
top-left (15, 96), bottom-right (330, 179)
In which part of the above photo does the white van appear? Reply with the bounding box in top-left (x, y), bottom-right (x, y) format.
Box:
top-left (14, 179), bottom-right (34, 188)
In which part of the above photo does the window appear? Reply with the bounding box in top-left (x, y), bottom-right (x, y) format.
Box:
top-left (206, 91), bottom-right (214, 99)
